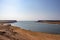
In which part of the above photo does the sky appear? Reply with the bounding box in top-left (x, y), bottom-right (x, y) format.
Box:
top-left (0, 0), bottom-right (60, 21)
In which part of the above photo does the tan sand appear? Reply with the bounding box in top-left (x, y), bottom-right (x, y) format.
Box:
top-left (0, 25), bottom-right (60, 40)
top-left (41, 22), bottom-right (60, 24)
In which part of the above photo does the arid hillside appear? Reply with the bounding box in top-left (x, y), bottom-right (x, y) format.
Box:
top-left (0, 24), bottom-right (60, 40)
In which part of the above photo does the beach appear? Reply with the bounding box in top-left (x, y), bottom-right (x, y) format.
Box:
top-left (0, 24), bottom-right (60, 40)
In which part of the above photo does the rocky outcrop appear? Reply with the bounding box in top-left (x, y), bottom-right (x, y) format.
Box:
top-left (0, 25), bottom-right (34, 40)
top-left (0, 20), bottom-right (17, 23)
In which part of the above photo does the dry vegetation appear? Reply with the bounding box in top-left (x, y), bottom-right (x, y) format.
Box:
top-left (0, 24), bottom-right (60, 40)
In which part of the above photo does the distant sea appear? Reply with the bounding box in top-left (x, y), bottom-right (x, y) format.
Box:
top-left (11, 21), bottom-right (60, 34)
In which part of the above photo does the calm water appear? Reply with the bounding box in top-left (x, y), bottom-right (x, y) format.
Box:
top-left (11, 21), bottom-right (60, 34)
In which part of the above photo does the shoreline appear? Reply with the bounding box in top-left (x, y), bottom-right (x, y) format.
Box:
top-left (37, 21), bottom-right (60, 24)
top-left (37, 20), bottom-right (60, 24)
top-left (41, 22), bottom-right (60, 24)
top-left (9, 25), bottom-right (60, 40)
top-left (0, 24), bottom-right (60, 40)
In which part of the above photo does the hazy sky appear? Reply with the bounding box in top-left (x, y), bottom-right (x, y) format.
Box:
top-left (0, 0), bottom-right (60, 21)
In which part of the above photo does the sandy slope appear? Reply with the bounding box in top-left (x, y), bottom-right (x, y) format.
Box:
top-left (0, 25), bottom-right (60, 40)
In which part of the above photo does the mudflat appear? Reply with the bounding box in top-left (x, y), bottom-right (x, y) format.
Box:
top-left (0, 24), bottom-right (60, 40)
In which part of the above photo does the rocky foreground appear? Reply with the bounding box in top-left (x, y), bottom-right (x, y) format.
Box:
top-left (0, 24), bottom-right (60, 40)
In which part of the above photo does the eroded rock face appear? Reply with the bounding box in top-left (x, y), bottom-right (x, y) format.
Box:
top-left (0, 25), bottom-right (31, 40)
top-left (0, 25), bottom-right (18, 40)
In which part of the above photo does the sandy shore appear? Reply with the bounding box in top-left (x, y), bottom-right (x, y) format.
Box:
top-left (0, 25), bottom-right (60, 40)
top-left (41, 22), bottom-right (60, 24)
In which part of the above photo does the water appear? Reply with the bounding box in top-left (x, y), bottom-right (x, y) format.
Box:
top-left (11, 21), bottom-right (60, 34)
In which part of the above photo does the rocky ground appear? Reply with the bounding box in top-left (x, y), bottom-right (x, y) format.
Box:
top-left (0, 24), bottom-right (60, 40)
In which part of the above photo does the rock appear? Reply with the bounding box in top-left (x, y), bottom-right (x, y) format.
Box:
top-left (3, 24), bottom-right (11, 26)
